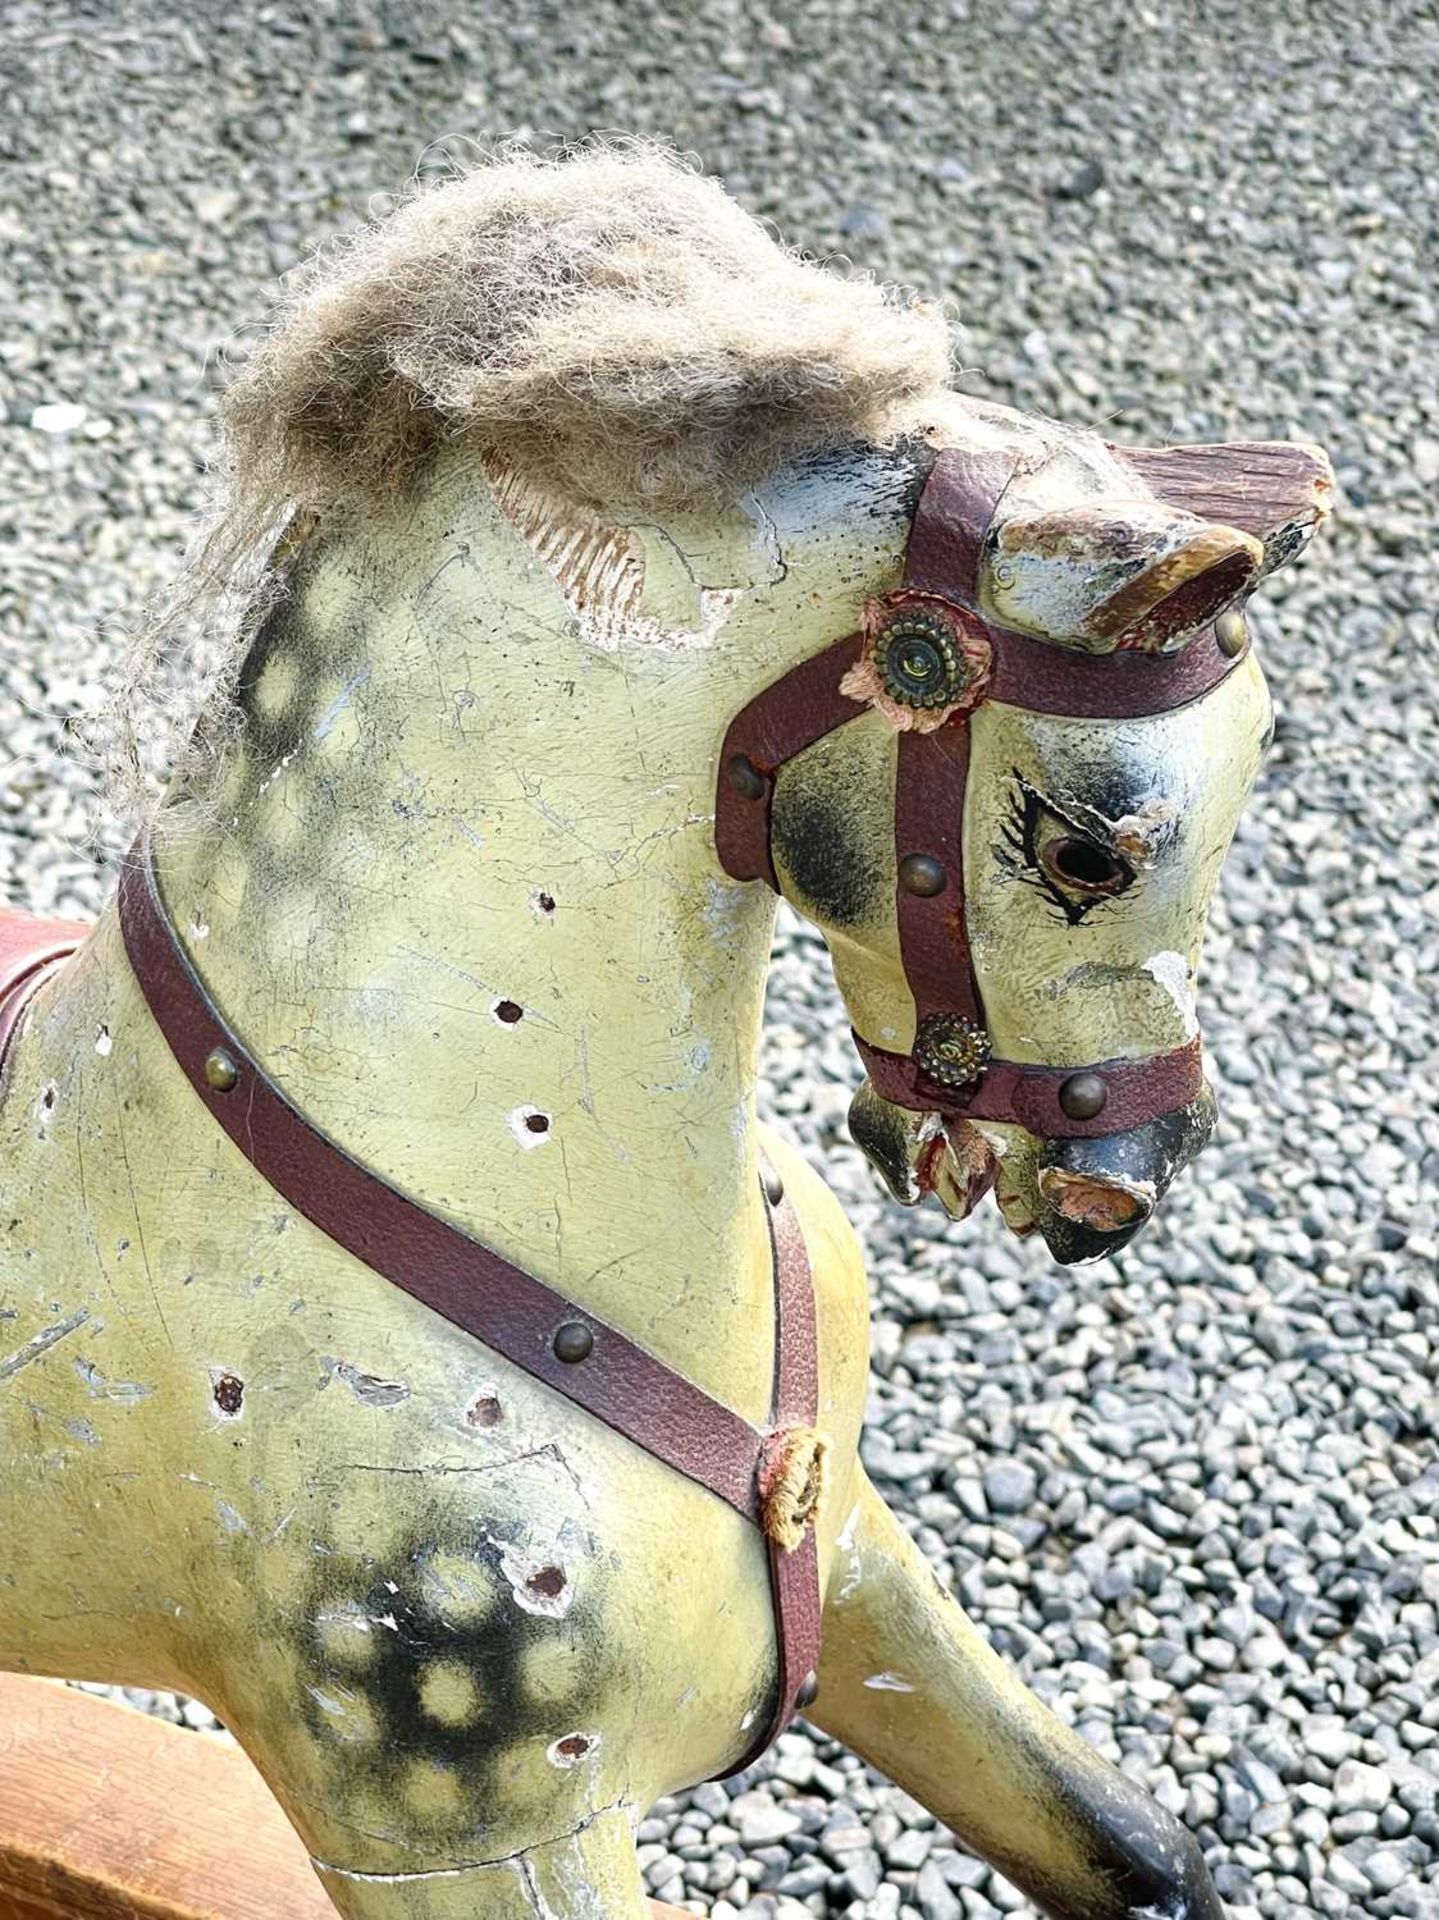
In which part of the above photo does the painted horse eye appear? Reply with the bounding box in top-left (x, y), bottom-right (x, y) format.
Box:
top-left (1003, 778), bottom-right (1140, 926)
top-left (1040, 833), bottom-right (1131, 896)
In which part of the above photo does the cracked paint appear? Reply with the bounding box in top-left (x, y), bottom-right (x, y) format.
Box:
top-left (321, 1356), bottom-right (411, 1408)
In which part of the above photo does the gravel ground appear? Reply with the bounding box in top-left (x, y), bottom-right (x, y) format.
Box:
top-left (3, 1), bottom-right (1438, 1915)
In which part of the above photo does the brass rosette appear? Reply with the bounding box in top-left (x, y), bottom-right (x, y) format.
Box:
top-left (913, 1011), bottom-right (992, 1090)
top-left (872, 598), bottom-right (991, 714)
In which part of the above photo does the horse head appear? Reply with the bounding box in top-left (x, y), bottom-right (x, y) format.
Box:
top-left (191, 145), bottom-right (1332, 1271)
top-left (719, 416), bottom-right (1332, 1263)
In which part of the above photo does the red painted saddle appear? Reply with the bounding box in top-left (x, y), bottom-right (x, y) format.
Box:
top-left (0, 908), bottom-right (88, 1075)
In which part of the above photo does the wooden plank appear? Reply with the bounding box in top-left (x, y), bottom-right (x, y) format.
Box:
top-left (0, 1675), bottom-right (693, 1918)
top-left (0, 1675), bottom-right (332, 1920)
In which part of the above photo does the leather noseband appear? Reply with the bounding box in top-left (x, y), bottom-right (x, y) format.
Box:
top-left (714, 447), bottom-right (1249, 1139)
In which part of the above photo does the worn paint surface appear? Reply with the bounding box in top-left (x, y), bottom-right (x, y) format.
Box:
top-left (0, 394), bottom-right (1319, 1919)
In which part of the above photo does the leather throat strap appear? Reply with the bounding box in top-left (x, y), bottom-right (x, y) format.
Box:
top-left (714, 446), bottom-right (1244, 1136)
top-left (118, 835), bottom-right (820, 1773)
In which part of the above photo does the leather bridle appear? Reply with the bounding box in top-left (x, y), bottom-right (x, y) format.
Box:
top-left (714, 446), bottom-right (1251, 1139)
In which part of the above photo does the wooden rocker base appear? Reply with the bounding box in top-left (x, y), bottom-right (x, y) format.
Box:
top-left (0, 1675), bottom-right (691, 1919)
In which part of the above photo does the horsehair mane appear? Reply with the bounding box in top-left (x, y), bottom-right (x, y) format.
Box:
top-left (115, 142), bottom-right (954, 816)
top-left (214, 141), bottom-right (952, 555)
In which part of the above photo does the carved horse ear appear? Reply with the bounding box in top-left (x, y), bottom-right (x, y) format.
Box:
top-left (979, 438), bottom-right (1333, 656)
top-left (1116, 439), bottom-right (1335, 586)
top-left (982, 498), bottom-right (1264, 655)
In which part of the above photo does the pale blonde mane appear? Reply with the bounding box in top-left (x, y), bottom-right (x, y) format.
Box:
top-left (219, 140), bottom-right (950, 549)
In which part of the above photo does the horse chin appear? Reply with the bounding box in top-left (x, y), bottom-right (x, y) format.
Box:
top-left (847, 1079), bottom-right (999, 1217)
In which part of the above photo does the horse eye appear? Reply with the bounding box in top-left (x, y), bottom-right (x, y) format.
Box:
top-left (1040, 833), bottom-right (1131, 896)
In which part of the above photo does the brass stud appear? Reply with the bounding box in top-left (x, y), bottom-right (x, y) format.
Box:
top-left (553, 1321), bottom-right (594, 1364)
top-left (762, 1165), bottom-right (784, 1208)
top-left (898, 853), bottom-right (948, 898)
top-left (203, 1047), bottom-right (239, 1093)
top-left (1215, 607), bottom-right (1248, 658)
top-left (727, 753), bottom-right (768, 801)
top-left (795, 1670), bottom-right (820, 1711)
top-left (1058, 1072), bottom-right (1107, 1121)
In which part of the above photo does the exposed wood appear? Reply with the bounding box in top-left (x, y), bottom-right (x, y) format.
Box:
top-left (0, 1675), bottom-right (330, 1920)
top-left (1116, 438), bottom-right (1334, 555)
top-left (0, 1676), bottom-right (692, 1919)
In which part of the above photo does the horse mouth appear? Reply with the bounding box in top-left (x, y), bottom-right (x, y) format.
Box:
top-left (852, 1084), bottom-right (1213, 1264)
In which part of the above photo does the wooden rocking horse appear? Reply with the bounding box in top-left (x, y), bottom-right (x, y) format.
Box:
top-left (0, 148), bottom-right (1331, 1918)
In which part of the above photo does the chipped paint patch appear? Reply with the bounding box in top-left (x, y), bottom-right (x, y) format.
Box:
top-left (93, 1024), bottom-right (112, 1056)
top-left (305, 1683), bottom-right (377, 1743)
top-left (320, 1356), bottom-right (410, 1408)
top-left (864, 1671), bottom-right (916, 1693)
top-left (833, 1502), bottom-right (865, 1603)
top-left (216, 1500), bottom-right (249, 1535)
top-left (75, 1357), bottom-right (154, 1406)
top-left (313, 1604), bottom-right (381, 1664)
top-left (1142, 950), bottom-right (1199, 1039)
top-left (0, 1310), bottom-right (88, 1384)
top-left (700, 876), bottom-right (749, 943)
top-left (546, 1730), bottom-right (600, 1768)
top-left (508, 1105), bottom-right (553, 1149)
top-left (313, 663), bottom-right (373, 742)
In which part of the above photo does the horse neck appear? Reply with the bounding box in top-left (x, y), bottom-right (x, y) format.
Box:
top-left (148, 452), bottom-right (817, 1414)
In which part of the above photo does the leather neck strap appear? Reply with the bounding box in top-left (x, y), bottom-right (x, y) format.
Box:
top-left (118, 833), bottom-right (820, 1775)
top-left (714, 447), bottom-right (1247, 1137)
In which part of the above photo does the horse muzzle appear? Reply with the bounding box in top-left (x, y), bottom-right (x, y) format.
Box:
top-left (1024, 1086), bottom-right (1217, 1263)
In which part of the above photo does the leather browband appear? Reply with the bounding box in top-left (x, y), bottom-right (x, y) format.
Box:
top-left (715, 446), bottom-right (1247, 1139)
top-left (118, 835), bottom-right (820, 1774)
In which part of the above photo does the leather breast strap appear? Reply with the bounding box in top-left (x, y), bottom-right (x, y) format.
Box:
top-left (715, 446), bottom-right (1248, 1137)
top-left (117, 834), bottom-right (821, 1774)
top-left (0, 913), bottom-right (89, 1076)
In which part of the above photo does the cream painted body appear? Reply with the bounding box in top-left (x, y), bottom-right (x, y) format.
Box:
top-left (0, 438), bottom-right (908, 1906)
top-left (0, 399), bottom-right (1299, 1919)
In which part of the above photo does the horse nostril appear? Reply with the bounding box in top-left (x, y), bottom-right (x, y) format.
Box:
top-left (1038, 1166), bottom-right (1152, 1233)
